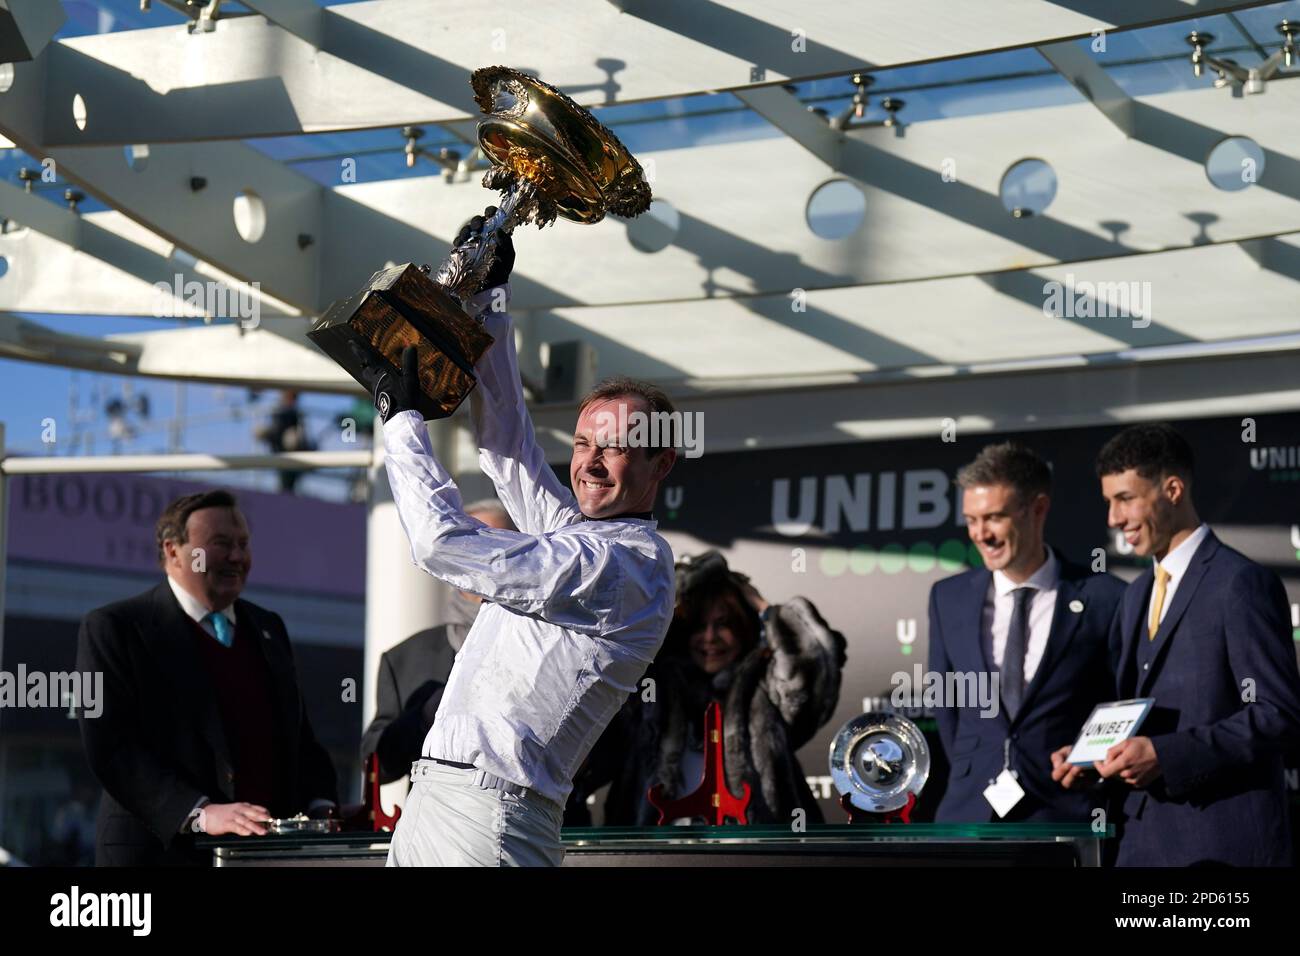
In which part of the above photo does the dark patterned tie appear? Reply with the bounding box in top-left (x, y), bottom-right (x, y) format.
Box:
top-left (1001, 587), bottom-right (1036, 721)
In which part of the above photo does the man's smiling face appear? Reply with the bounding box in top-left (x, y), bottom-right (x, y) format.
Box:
top-left (569, 395), bottom-right (673, 519)
top-left (165, 506), bottom-right (252, 611)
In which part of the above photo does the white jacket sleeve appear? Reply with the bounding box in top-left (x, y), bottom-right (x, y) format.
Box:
top-left (464, 284), bottom-right (581, 535)
top-left (381, 408), bottom-right (630, 636)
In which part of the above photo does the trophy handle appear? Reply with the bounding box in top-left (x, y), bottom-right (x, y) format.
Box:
top-left (431, 180), bottom-right (537, 301)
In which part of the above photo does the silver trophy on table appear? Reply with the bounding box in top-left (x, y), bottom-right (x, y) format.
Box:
top-left (829, 712), bottom-right (930, 823)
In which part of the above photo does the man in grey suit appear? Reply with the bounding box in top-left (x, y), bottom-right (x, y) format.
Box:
top-left (361, 500), bottom-right (514, 784)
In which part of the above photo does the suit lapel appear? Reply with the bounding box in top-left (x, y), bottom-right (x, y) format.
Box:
top-left (1137, 532), bottom-right (1220, 696)
top-left (1116, 569), bottom-right (1152, 697)
top-left (143, 582), bottom-right (232, 791)
top-left (965, 570), bottom-right (994, 676)
top-left (1015, 571), bottom-right (1085, 720)
top-left (960, 569), bottom-right (1008, 730)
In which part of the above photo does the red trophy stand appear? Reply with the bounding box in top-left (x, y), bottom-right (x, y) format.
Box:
top-left (840, 791), bottom-right (915, 824)
top-left (647, 701), bottom-right (751, 825)
top-left (365, 752), bottom-right (402, 832)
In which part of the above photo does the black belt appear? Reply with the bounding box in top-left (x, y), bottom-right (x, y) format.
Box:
top-left (429, 757), bottom-right (475, 769)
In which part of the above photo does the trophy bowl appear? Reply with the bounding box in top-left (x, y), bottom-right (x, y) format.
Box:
top-left (829, 712), bottom-right (931, 814)
top-left (471, 65), bottom-right (652, 228)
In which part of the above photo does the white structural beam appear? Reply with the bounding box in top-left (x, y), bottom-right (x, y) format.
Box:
top-left (0, 61), bottom-right (468, 315)
top-left (0, 449), bottom-right (372, 475)
top-left (733, 85), bottom-right (843, 168)
top-left (512, 235), bottom-right (1300, 387)
top-left (10, 49), bottom-right (1300, 318)
top-left (0, 66), bottom-right (568, 317)
top-left (0, 202), bottom-right (301, 318)
top-left (331, 80), bottom-right (1300, 311)
top-left (21, 0), bottom-right (1277, 145)
top-left (238, 0), bottom-right (324, 48)
top-left (0, 310), bottom-right (142, 372)
top-left (1038, 40), bottom-right (1300, 205)
top-left (104, 319), bottom-right (353, 391)
top-left (0, 309), bottom-right (355, 393)
top-left (1035, 39), bottom-right (1135, 136)
top-left (6, 230), bottom-right (1297, 394)
top-left (0, 181), bottom-right (283, 317)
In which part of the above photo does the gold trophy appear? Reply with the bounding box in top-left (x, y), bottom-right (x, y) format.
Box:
top-left (310, 66), bottom-right (653, 420)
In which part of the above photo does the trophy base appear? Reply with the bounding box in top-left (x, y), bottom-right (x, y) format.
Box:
top-left (309, 263), bottom-right (495, 421)
top-left (840, 792), bottom-right (916, 825)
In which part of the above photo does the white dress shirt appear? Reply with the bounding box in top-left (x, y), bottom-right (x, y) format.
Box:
top-left (382, 285), bottom-right (676, 806)
top-left (166, 574), bottom-right (235, 640)
top-left (983, 547), bottom-right (1060, 683)
top-left (1146, 523), bottom-right (1210, 631)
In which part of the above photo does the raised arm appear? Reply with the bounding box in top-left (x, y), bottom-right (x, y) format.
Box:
top-left (466, 284), bottom-right (581, 534)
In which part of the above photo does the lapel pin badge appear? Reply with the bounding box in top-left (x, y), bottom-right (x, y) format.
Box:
top-left (262, 629), bottom-right (273, 641)
top-left (1069, 600), bottom-right (1084, 613)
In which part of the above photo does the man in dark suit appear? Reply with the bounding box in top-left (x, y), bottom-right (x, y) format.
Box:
top-left (76, 489), bottom-right (338, 866)
top-left (1054, 423), bottom-right (1300, 866)
top-left (928, 441), bottom-right (1125, 822)
top-left (360, 500), bottom-right (514, 785)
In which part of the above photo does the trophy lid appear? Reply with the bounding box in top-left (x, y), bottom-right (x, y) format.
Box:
top-left (471, 65), bottom-right (652, 228)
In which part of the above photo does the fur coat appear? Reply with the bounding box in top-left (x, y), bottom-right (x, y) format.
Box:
top-left (577, 596), bottom-right (846, 826)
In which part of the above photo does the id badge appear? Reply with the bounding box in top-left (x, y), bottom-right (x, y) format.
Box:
top-left (983, 768), bottom-right (1025, 818)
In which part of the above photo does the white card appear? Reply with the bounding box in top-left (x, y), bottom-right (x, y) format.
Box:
top-left (1066, 698), bottom-right (1154, 765)
top-left (983, 769), bottom-right (1025, 818)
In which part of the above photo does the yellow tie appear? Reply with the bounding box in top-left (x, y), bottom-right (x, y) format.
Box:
top-left (1148, 565), bottom-right (1171, 640)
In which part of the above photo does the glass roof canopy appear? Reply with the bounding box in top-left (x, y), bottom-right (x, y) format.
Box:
top-left (248, 2), bottom-right (1300, 185)
top-left (5, 1), bottom-right (1299, 204)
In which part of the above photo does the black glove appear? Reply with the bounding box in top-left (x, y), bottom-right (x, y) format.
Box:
top-left (454, 205), bottom-right (515, 293)
top-left (349, 341), bottom-right (420, 423)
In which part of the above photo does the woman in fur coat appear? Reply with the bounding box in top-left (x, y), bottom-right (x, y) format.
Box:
top-left (574, 550), bottom-right (847, 826)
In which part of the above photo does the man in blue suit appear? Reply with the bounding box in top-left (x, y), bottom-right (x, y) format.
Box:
top-left (928, 442), bottom-right (1125, 822)
top-left (1054, 423), bottom-right (1300, 866)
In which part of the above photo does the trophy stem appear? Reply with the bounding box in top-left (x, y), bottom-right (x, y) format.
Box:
top-left (431, 179), bottom-right (537, 300)
top-left (487, 179), bottom-right (537, 235)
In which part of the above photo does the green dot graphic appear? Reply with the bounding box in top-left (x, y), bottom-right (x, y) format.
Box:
top-left (938, 538), bottom-right (967, 571)
top-left (820, 548), bottom-right (848, 577)
top-left (879, 543), bottom-right (906, 574)
top-left (900, 644), bottom-right (913, 655)
top-left (849, 546), bottom-right (876, 575)
top-left (908, 541), bottom-right (937, 573)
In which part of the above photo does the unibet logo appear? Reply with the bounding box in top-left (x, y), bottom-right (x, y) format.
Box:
top-left (772, 469), bottom-right (963, 536)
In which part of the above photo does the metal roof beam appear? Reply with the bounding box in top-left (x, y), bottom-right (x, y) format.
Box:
top-left (24, 0), bottom-right (1280, 145)
top-left (1035, 39), bottom-right (1136, 136)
